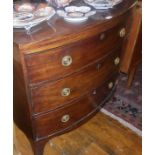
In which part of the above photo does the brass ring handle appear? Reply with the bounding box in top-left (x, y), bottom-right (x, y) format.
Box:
top-left (100, 33), bottom-right (105, 40)
top-left (119, 28), bottom-right (126, 37)
top-left (61, 88), bottom-right (70, 97)
top-left (61, 114), bottom-right (70, 123)
top-left (108, 82), bottom-right (114, 89)
top-left (62, 55), bottom-right (72, 67)
top-left (114, 57), bottom-right (120, 66)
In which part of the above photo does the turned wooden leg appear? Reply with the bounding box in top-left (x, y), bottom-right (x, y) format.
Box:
top-left (127, 67), bottom-right (136, 88)
top-left (30, 140), bottom-right (48, 155)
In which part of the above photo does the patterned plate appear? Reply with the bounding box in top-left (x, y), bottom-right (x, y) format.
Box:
top-left (13, 3), bottom-right (55, 29)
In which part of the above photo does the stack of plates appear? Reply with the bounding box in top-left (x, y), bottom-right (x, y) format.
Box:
top-left (84, 0), bottom-right (122, 9)
top-left (57, 6), bottom-right (96, 23)
top-left (13, 3), bottom-right (55, 30)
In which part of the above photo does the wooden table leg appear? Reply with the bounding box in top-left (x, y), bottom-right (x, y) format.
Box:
top-left (127, 67), bottom-right (136, 88)
top-left (30, 140), bottom-right (48, 155)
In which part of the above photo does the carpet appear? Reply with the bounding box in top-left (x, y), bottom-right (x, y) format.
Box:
top-left (101, 65), bottom-right (142, 135)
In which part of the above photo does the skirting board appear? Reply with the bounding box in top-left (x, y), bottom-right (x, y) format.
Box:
top-left (100, 108), bottom-right (142, 137)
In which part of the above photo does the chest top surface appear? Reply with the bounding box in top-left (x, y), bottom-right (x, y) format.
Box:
top-left (13, 0), bottom-right (136, 53)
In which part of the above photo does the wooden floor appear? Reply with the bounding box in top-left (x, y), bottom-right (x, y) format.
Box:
top-left (14, 112), bottom-right (142, 155)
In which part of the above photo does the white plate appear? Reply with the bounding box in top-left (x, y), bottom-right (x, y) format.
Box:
top-left (13, 18), bottom-right (45, 28)
top-left (34, 7), bottom-right (54, 18)
top-left (14, 2), bottom-right (36, 12)
top-left (64, 16), bottom-right (88, 23)
top-left (13, 6), bottom-right (55, 29)
top-left (84, 0), bottom-right (122, 9)
top-left (65, 6), bottom-right (91, 13)
top-left (84, 0), bottom-right (112, 5)
top-left (57, 6), bottom-right (96, 23)
top-left (67, 12), bottom-right (85, 18)
top-left (13, 12), bottom-right (34, 22)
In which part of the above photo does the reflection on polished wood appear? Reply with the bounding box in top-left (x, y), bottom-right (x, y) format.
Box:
top-left (14, 112), bottom-right (142, 155)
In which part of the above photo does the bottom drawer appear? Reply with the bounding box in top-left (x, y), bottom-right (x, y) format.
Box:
top-left (34, 74), bottom-right (118, 140)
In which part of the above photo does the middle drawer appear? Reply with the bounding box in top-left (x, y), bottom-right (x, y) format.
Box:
top-left (31, 47), bottom-right (121, 114)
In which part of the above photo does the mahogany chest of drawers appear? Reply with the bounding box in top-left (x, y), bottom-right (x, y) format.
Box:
top-left (13, 0), bottom-right (137, 154)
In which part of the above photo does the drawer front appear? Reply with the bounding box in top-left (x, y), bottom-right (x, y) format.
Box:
top-left (34, 74), bottom-right (118, 139)
top-left (89, 74), bottom-right (118, 105)
top-left (25, 24), bottom-right (125, 85)
top-left (31, 47), bottom-right (121, 114)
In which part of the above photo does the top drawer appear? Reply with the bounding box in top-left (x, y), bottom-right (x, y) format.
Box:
top-left (25, 24), bottom-right (126, 85)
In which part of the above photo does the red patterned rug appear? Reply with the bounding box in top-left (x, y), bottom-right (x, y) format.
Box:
top-left (101, 65), bottom-right (142, 134)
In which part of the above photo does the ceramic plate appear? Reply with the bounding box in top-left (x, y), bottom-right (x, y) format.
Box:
top-left (14, 2), bottom-right (36, 12)
top-left (84, 0), bottom-right (122, 9)
top-left (65, 6), bottom-right (91, 13)
top-left (67, 12), bottom-right (85, 18)
top-left (13, 4), bottom-right (55, 29)
top-left (13, 12), bottom-right (34, 22)
top-left (64, 16), bottom-right (88, 23)
top-left (34, 7), bottom-right (54, 18)
top-left (57, 6), bottom-right (96, 23)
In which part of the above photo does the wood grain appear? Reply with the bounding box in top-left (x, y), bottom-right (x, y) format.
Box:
top-left (31, 48), bottom-right (120, 114)
top-left (14, 112), bottom-right (142, 155)
top-left (13, 43), bottom-right (34, 140)
top-left (25, 24), bottom-right (123, 85)
top-left (13, 0), bottom-right (136, 53)
top-left (33, 74), bottom-right (117, 139)
top-left (13, 1), bottom-right (137, 154)
top-left (120, 2), bottom-right (142, 74)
